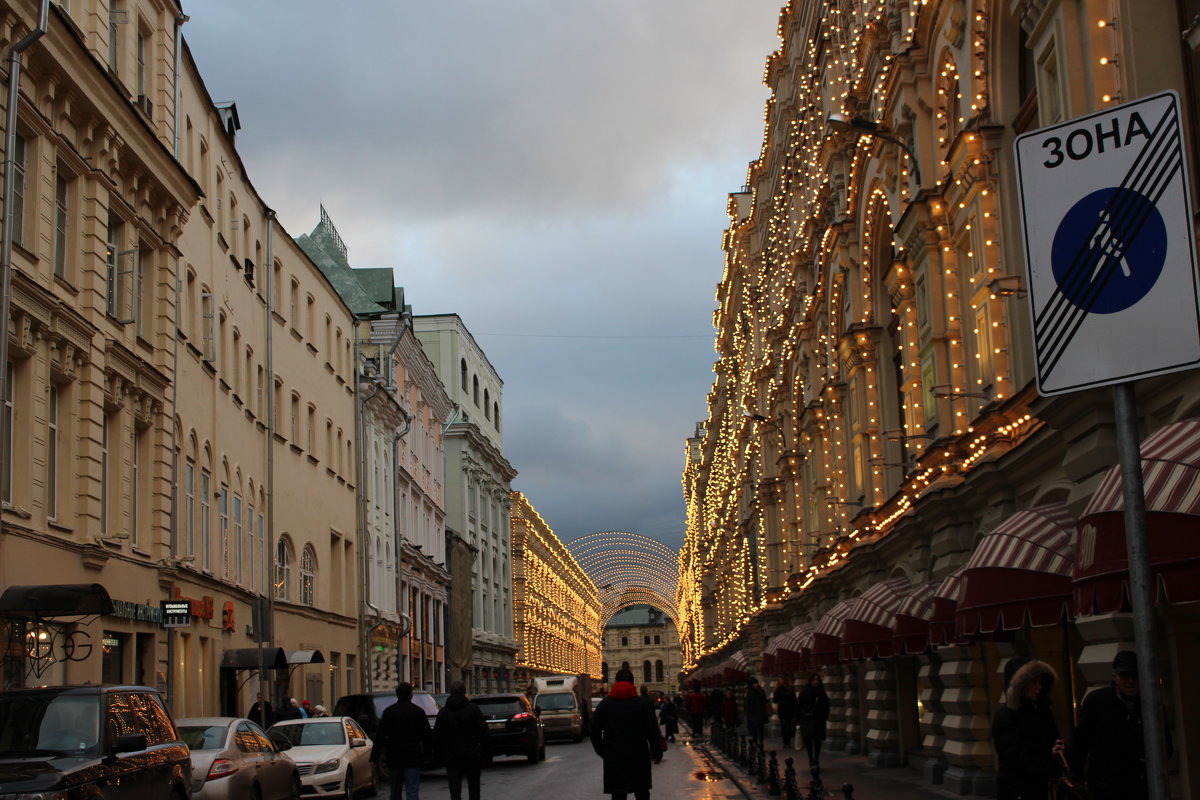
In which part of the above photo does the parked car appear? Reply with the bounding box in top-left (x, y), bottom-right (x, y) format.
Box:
top-left (178, 716), bottom-right (301, 799)
top-left (332, 690), bottom-right (439, 740)
top-left (0, 684), bottom-right (191, 799)
top-left (268, 716), bottom-right (376, 799)
top-left (471, 693), bottom-right (545, 764)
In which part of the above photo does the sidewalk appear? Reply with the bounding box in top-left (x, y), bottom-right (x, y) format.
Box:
top-left (684, 721), bottom-right (964, 800)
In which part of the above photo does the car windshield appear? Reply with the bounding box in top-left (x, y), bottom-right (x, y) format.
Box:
top-left (536, 693), bottom-right (576, 711)
top-left (272, 721), bottom-right (345, 747)
top-left (0, 693), bottom-right (101, 756)
top-left (178, 724), bottom-right (228, 751)
top-left (472, 698), bottom-right (523, 718)
top-left (412, 692), bottom-right (439, 716)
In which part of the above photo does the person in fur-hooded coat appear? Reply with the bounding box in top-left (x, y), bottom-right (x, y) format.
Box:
top-left (990, 657), bottom-right (1064, 800)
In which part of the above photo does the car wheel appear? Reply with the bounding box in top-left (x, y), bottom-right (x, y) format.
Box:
top-left (288, 773), bottom-right (302, 799)
top-left (365, 763), bottom-right (379, 797)
top-left (539, 742), bottom-right (547, 761)
top-left (344, 766), bottom-right (354, 799)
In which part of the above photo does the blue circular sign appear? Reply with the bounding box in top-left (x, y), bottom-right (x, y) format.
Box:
top-left (1050, 186), bottom-right (1167, 314)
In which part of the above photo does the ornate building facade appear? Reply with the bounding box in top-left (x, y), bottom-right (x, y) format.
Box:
top-left (603, 605), bottom-right (680, 696)
top-left (510, 492), bottom-right (602, 685)
top-left (682, 0), bottom-right (1200, 795)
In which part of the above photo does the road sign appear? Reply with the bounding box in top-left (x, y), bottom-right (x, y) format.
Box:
top-left (1014, 91), bottom-right (1200, 396)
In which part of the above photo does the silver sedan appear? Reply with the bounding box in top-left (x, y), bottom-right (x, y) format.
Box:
top-left (178, 716), bottom-right (301, 800)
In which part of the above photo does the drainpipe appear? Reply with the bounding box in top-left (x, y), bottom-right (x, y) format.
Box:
top-left (391, 417), bottom-right (411, 682)
top-left (0, 0), bottom-right (49, 517)
top-left (262, 209), bottom-right (275, 716)
top-left (172, 13), bottom-right (188, 159)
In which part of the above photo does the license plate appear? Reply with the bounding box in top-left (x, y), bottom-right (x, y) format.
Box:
top-left (488, 721), bottom-right (505, 729)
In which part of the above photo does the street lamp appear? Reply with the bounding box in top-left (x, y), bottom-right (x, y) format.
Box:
top-left (827, 112), bottom-right (922, 194)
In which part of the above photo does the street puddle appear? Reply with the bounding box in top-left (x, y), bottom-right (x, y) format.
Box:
top-left (692, 770), bottom-right (728, 782)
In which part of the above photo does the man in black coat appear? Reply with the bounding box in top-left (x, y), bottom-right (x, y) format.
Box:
top-left (590, 667), bottom-right (662, 800)
top-left (370, 683), bottom-right (433, 800)
top-left (434, 681), bottom-right (489, 800)
top-left (1070, 650), bottom-right (1147, 800)
top-left (990, 657), bottom-right (1064, 800)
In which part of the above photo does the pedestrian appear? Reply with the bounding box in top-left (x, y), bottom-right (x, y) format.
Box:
top-left (590, 667), bottom-right (663, 800)
top-left (707, 687), bottom-right (725, 726)
top-left (721, 690), bottom-right (739, 729)
top-left (302, 699), bottom-right (313, 718)
top-left (744, 676), bottom-right (769, 743)
top-left (370, 682), bottom-right (433, 800)
top-left (685, 684), bottom-right (707, 738)
top-left (773, 676), bottom-right (797, 749)
top-left (275, 696), bottom-right (301, 721)
top-left (434, 681), bottom-right (489, 800)
top-left (312, 704), bottom-right (328, 718)
top-left (1069, 650), bottom-right (1147, 800)
top-left (990, 656), bottom-right (1064, 800)
top-left (658, 698), bottom-right (679, 743)
top-left (797, 672), bottom-right (830, 777)
top-left (248, 691), bottom-right (274, 727)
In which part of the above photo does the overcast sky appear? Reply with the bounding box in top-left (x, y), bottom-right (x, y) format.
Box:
top-left (183, 1), bottom-right (781, 552)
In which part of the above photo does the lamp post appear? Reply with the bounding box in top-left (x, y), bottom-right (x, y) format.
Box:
top-left (827, 112), bottom-right (922, 194)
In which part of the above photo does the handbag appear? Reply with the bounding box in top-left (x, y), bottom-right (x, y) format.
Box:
top-left (659, 734), bottom-right (668, 753)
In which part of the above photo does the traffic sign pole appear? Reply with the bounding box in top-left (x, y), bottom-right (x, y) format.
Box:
top-left (1112, 382), bottom-right (1169, 800)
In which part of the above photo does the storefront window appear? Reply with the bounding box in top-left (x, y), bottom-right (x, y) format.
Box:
top-left (101, 631), bottom-right (125, 684)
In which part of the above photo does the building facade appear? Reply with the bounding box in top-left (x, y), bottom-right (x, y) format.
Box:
top-left (603, 605), bottom-right (680, 696)
top-left (682, 0), bottom-right (1200, 796)
top-left (510, 492), bottom-right (602, 686)
top-left (414, 314), bottom-right (517, 692)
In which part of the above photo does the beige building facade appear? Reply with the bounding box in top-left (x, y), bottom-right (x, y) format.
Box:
top-left (603, 605), bottom-right (680, 696)
top-left (683, 0), bottom-right (1200, 796)
top-left (510, 492), bottom-right (602, 686)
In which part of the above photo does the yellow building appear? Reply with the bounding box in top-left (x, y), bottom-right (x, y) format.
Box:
top-left (602, 605), bottom-right (680, 696)
top-left (510, 492), bottom-right (601, 685)
top-left (683, 0), bottom-right (1200, 795)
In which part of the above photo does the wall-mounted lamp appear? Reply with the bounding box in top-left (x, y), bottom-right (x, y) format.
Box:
top-left (932, 384), bottom-right (993, 400)
top-left (827, 112), bottom-right (922, 192)
top-left (986, 275), bottom-right (1027, 298)
top-left (882, 429), bottom-right (934, 442)
top-left (825, 498), bottom-right (863, 508)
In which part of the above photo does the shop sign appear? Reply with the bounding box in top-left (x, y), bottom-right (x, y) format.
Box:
top-left (171, 587), bottom-right (215, 620)
top-left (109, 599), bottom-right (164, 624)
top-left (160, 600), bottom-right (192, 628)
top-left (221, 602), bottom-right (235, 632)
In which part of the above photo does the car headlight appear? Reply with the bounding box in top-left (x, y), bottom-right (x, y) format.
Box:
top-left (314, 758), bottom-right (341, 775)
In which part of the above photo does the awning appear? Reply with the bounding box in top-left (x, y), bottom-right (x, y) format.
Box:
top-left (892, 581), bottom-right (938, 655)
top-left (809, 598), bottom-right (857, 667)
top-left (723, 650), bottom-right (751, 682)
top-left (0, 584), bottom-right (113, 618)
top-left (839, 577), bottom-right (912, 660)
top-left (1075, 418), bottom-right (1200, 614)
top-left (930, 567), bottom-right (967, 646)
top-left (286, 650), bottom-right (325, 665)
top-left (956, 504), bottom-right (1075, 636)
top-left (774, 623), bottom-right (815, 673)
top-left (221, 647), bottom-right (289, 670)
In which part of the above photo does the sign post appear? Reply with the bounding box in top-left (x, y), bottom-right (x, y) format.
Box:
top-left (1015, 92), bottom-right (1200, 800)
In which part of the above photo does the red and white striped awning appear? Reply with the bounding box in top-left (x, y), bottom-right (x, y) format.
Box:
top-left (1075, 418), bottom-right (1200, 614)
top-left (723, 650), bottom-right (752, 681)
top-left (773, 622), bottom-right (815, 673)
top-left (839, 577), bottom-right (912, 660)
top-left (892, 581), bottom-right (938, 655)
top-left (956, 504), bottom-right (1075, 635)
top-left (809, 598), bottom-right (857, 666)
top-left (930, 567), bottom-right (967, 646)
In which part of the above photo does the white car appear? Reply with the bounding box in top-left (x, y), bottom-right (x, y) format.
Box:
top-left (268, 716), bottom-right (376, 799)
top-left (177, 717), bottom-right (301, 800)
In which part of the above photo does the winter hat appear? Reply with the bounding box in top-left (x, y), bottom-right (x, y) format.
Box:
top-left (1002, 656), bottom-right (1031, 690)
top-left (1112, 650), bottom-right (1138, 675)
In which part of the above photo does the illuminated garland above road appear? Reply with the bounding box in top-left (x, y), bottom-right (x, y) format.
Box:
top-left (568, 531), bottom-right (680, 628)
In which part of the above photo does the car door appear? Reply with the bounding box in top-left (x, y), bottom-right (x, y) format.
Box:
top-left (247, 721), bottom-right (292, 800)
top-left (344, 718), bottom-right (370, 792)
top-left (103, 692), bottom-right (175, 800)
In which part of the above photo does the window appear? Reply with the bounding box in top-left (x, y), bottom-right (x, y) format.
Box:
top-left (472, 375), bottom-right (479, 406)
top-left (654, 634), bottom-right (660, 644)
top-left (47, 385), bottom-right (59, 518)
top-left (12, 134), bottom-right (26, 246)
top-left (108, 2), bottom-right (123, 73)
top-left (493, 402), bottom-right (499, 430)
top-left (233, 493), bottom-right (243, 585)
top-left (131, 426), bottom-right (143, 547)
top-left (484, 390), bottom-right (491, 420)
top-left (100, 413), bottom-right (111, 534)
top-left (643, 635), bottom-right (650, 645)
top-left (246, 500), bottom-right (255, 593)
top-left (307, 405), bottom-right (317, 454)
top-left (136, 244), bottom-right (152, 338)
top-left (135, 27), bottom-right (147, 104)
top-left (642, 660), bottom-right (651, 683)
top-left (301, 546), bottom-right (315, 606)
top-left (2, 362), bottom-right (12, 503)
top-left (290, 393), bottom-right (300, 443)
top-left (54, 167), bottom-right (71, 279)
top-left (655, 660), bottom-right (664, 682)
top-left (219, 486), bottom-right (229, 578)
top-left (200, 289), bottom-right (215, 361)
top-left (620, 636), bottom-right (628, 647)
top-left (200, 468), bottom-right (211, 570)
top-left (275, 537), bottom-right (293, 600)
top-left (106, 214), bottom-right (131, 321)
top-left (290, 280), bottom-right (300, 330)
top-left (460, 359), bottom-right (468, 391)
top-left (183, 458), bottom-right (195, 557)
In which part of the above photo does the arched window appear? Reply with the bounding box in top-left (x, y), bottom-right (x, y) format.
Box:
top-left (274, 536), bottom-right (293, 600)
top-left (642, 660), bottom-right (652, 683)
top-left (484, 389), bottom-right (491, 419)
top-left (493, 402), bottom-right (499, 429)
top-left (655, 660), bottom-right (664, 682)
top-left (472, 375), bottom-right (480, 406)
top-left (460, 359), bottom-right (468, 391)
top-left (300, 546), bottom-right (315, 606)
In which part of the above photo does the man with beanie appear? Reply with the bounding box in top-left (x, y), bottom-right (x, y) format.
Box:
top-left (1070, 650), bottom-right (1147, 800)
top-left (991, 656), bottom-right (1064, 800)
top-left (590, 667), bottom-right (662, 800)
top-left (370, 682), bottom-right (433, 800)
top-left (434, 682), bottom-right (488, 800)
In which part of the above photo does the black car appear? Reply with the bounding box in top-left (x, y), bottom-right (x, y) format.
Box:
top-left (0, 684), bottom-right (192, 799)
top-left (471, 693), bottom-right (545, 764)
top-left (332, 690), bottom-right (439, 740)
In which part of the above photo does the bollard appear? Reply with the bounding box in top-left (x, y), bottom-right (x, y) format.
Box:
top-left (841, 783), bottom-right (854, 799)
top-left (756, 740), bottom-right (768, 784)
top-left (767, 750), bottom-right (782, 796)
top-left (739, 736), bottom-right (749, 767)
top-left (784, 756), bottom-right (799, 800)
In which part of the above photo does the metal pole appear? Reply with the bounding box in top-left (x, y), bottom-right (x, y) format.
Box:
top-left (1112, 382), bottom-right (1169, 800)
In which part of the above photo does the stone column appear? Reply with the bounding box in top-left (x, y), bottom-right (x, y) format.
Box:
top-left (864, 660), bottom-right (902, 766)
top-left (914, 651), bottom-right (948, 784)
top-left (823, 667), bottom-right (850, 752)
top-left (938, 644), bottom-right (997, 795)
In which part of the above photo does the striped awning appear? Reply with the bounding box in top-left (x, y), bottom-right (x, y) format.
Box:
top-left (840, 577), bottom-right (912, 660)
top-left (956, 504), bottom-right (1075, 636)
top-left (892, 581), bottom-right (938, 655)
top-left (929, 567), bottom-right (967, 646)
top-left (724, 650), bottom-right (752, 681)
top-left (774, 623), bottom-right (815, 673)
top-left (809, 598), bottom-right (857, 666)
top-left (1075, 418), bottom-right (1200, 614)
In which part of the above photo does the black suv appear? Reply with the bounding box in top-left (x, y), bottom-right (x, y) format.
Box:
top-left (0, 684), bottom-right (192, 799)
top-left (332, 690), bottom-right (440, 740)
top-left (471, 693), bottom-right (545, 764)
